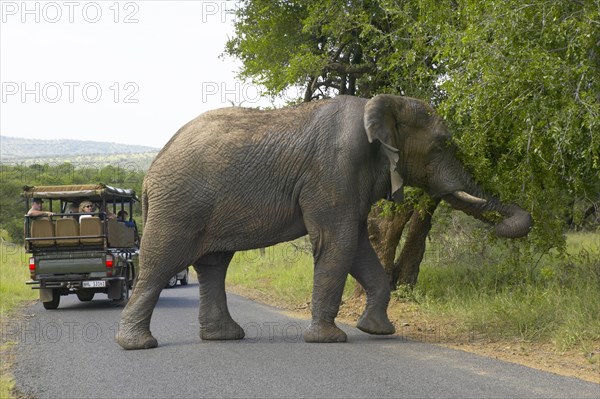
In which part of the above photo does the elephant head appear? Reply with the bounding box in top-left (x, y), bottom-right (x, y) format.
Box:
top-left (364, 94), bottom-right (532, 238)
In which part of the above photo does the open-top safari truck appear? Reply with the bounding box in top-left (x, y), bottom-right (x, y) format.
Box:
top-left (23, 184), bottom-right (139, 309)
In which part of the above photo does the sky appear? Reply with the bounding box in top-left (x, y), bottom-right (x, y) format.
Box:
top-left (0, 0), bottom-right (281, 149)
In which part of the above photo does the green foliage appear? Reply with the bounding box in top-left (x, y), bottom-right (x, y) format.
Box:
top-left (415, 219), bottom-right (600, 350)
top-left (0, 163), bottom-right (145, 243)
top-left (437, 0), bottom-right (600, 252)
top-left (0, 243), bottom-right (36, 315)
top-left (7, 152), bottom-right (158, 171)
top-left (226, 0), bottom-right (600, 254)
top-left (226, 0), bottom-right (448, 100)
top-left (225, 0), bottom-right (310, 98)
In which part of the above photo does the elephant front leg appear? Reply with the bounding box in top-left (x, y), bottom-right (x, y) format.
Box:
top-left (303, 228), bottom-right (355, 343)
top-left (195, 253), bottom-right (245, 341)
top-left (350, 225), bottom-right (395, 336)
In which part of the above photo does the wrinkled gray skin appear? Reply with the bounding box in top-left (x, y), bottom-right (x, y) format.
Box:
top-left (117, 95), bottom-right (532, 349)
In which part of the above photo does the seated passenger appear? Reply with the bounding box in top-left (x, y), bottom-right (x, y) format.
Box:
top-left (117, 210), bottom-right (135, 227)
top-left (78, 201), bottom-right (95, 221)
top-left (62, 203), bottom-right (79, 219)
top-left (99, 204), bottom-right (117, 220)
top-left (27, 198), bottom-right (55, 217)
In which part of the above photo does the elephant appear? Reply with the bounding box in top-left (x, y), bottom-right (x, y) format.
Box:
top-left (116, 94), bottom-right (532, 349)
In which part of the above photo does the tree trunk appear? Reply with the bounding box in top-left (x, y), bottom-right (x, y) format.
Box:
top-left (361, 202), bottom-right (413, 296)
top-left (582, 203), bottom-right (598, 226)
top-left (394, 199), bottom-right (440, 288)
top-left (356, 198), bottom-right (439, 298)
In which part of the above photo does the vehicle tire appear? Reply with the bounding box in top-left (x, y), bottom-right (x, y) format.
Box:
top-left (122, 279), bottom-right (130, 301)
top-left (165, 275), bottom-right (178, 288)
top-left (179, 269), bottom-right (189, 286)
top-left (43, 290), bottom-right (60, 310)
top-left (111, 279), bottom-right (129, 305)
top-left (77, 291), bottom-right (95, 302)
top-left (126, 261), bottom-right (136, 289)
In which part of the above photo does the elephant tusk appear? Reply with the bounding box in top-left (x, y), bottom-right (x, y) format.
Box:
top-left (452, 191), bottom-right (487, 205)
top-left (379, 141), bottom-right (400, 154)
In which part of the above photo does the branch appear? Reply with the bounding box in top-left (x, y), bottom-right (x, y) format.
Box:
top-left (327, 62), bottom-right (374, 75)
top-left (304, 76), bottom-right (318, 102)
top-left (329, 44), bottom-right (346, 63)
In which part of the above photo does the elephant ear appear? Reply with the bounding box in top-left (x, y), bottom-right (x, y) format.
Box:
top-left (364, 95), bottom-right (404, 203)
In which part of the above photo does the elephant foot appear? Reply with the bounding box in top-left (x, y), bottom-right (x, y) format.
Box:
top-left (116, 329), bottom-right (158, 350)
top-left (356, 309), bottom-right (395, 335)
top-left (200, 320), bottom-right (245, 341)
top-left (303, 321), bottom-right (347, 343)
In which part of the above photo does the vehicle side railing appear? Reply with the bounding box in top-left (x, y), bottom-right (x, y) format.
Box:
top-left (25, 213), bottom-right (138, 252)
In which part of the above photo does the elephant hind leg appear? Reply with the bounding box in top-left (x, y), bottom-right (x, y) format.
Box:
top-left (195, 252), bottom-right (245, 341)
top-left (350, 224), bottom-right (395, 336)
top-left (117, 232), bottom-right (199, 350)
top-left (116, 280), bottom-right (160, 350)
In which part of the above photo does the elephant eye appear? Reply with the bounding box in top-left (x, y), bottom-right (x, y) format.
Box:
top-left (427, 146), bottom-right (444, 163)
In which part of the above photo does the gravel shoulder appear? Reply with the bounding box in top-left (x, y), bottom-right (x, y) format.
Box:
top-left (227, 285), bottom-right (600, 385)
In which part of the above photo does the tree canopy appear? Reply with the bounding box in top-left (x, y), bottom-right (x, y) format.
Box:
top-left (226, 0), bottom-right (600, 252)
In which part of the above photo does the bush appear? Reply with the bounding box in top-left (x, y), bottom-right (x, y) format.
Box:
top-left (413, 221), bottom-right (600, 350)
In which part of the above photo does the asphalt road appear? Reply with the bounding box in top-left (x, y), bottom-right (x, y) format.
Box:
top-left (8, 281), bottom-right (600, 399)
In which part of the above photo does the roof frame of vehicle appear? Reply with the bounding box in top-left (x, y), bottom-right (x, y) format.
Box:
top-left (22, 184), bottom-right (138, 203)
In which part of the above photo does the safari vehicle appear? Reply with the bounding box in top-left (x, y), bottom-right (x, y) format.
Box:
top-left (23, 184), bottom-right (139, 309)
top-left (165, 267), bottom-right (189, 288)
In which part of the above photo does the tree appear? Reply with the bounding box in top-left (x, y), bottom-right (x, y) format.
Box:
top-left (226, 0), bottom-right (451, 101)
top-left (226, 0), bottom-right (450, 287)
top-left (226, 0), bottom-right (600, 287)
top-left (438, 0), bottom-right (599, 249)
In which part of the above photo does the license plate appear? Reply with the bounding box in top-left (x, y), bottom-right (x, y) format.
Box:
top-left (82, 280), bottom-right (106, 288)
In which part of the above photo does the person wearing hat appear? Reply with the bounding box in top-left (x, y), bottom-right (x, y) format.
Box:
top-left (27, 198), bottom-right (55, 217)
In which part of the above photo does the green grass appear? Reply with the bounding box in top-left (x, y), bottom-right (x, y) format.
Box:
top-left (414, 230), bottom-right (600, 352)
top-left (0, 241), bottom-right (37, 399)
top-left (227, 237), bottom-right (356, 307)
top-left (0, 242), bottom-right (36, 316)
top-left (0, 372), bottom-right (15, 399)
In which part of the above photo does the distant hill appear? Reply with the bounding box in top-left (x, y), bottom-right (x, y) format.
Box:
top-left (1, 135), bottom-right (159, 160)
top-left (0, 135), bottom-right (159, 169)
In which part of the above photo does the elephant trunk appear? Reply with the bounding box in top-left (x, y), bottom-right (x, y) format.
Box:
top-left (436, 167), bottom-right (532, 238)
top-left (495, 205), bottom-right (533, 238)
